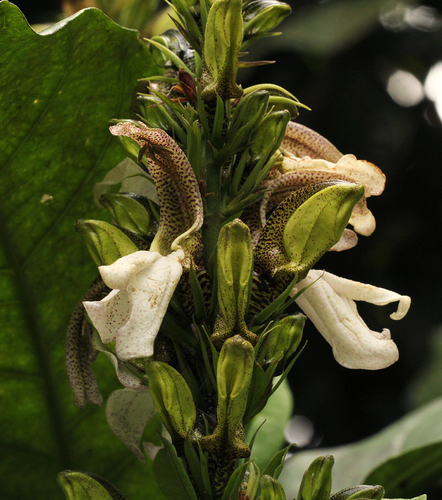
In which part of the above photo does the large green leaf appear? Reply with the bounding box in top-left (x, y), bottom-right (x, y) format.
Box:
top-left (0, 2), bottom-right (163, 498)
top-left (279, 397), bottom-right (442, 499)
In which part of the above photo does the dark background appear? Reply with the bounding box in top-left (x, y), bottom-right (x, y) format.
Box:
top-left (13, 0), bottom-right (442, 466)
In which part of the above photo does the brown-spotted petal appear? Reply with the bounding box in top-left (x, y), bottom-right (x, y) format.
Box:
top-left (109, 121), bottom-right (203, 256)
top-left (280, 121), bottom-right (343, 162)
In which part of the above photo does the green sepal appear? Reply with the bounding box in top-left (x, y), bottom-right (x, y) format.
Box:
top-left (99, 193), bottom-right (155, 237)
top-left (145, 360), bottom-right (197, 439)
top-left (153, 436), bottom-right (199, 500)
top-left (262, 444), bottom-right (294, 479)
top-left (57, 470), bottom-right (126, 500)
top-left (202, 0), bottom-right (243, 101)
top-left (297, 455), bottom-right (334, 500)
top-left (76, 219), bottom-right (139, 266)
top-left (330, 485), bottom-right (385, 500)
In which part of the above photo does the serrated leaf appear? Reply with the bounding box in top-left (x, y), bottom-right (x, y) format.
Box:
top-left (279, 397), bottom-right (442, 499)
top-left (0, 3), bottom-right (164, 498)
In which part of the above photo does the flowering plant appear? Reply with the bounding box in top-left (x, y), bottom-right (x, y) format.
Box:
top-left (2, 0), bottom-right (440, 499)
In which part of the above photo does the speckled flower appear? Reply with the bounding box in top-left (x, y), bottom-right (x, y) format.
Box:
top-left (291, 270), bottom-right (411, 370)
top-left (254, 122), bottom-right (386, 251)
top-left (109, 121), bottom-right (203, 258)
top-left (83, 249), bottom-right (185, 362)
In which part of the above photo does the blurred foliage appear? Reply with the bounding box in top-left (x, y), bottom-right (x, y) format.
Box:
top-left (0, 3), bottom-right (163, 498)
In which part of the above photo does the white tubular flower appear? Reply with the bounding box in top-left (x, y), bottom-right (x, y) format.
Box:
top-left (291, 270), bottom-right (411, 370)
top-left (83, 249), bottom-right (184, 362)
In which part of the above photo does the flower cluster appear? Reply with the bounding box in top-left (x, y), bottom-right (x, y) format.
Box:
top-left (64, 0), bottom-right (411, 497)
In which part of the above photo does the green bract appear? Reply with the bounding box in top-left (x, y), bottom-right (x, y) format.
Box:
top-left (76, 219), bottom-right (139, 266)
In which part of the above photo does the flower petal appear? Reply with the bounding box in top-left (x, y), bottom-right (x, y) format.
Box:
top-left (318, 271), bottom-right (411, 320)
top-left (83, 289), bottom-right (130, 345)
top-left (98, 250), bottom-right (162, 290)
top-left (116, 250), bottom-right (184, 361)
top-left (106, 388), bottom-right (155, 463)
top-left (292, 270), bottom-right (409, 369)
top-left (109, 122), bottom-right (203, 255)
top-left (280, 121), bottom-right (343, 162)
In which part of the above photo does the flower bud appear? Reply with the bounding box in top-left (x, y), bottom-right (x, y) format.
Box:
top-left (228, 90), bottom-right (270, 139)
top-left (260, 475), bottom-right (287, 500)
top-left (240, 462), bottom-right (261, 500)
top-left (249, 110), bottom-right (291, 163)
top-left (202, 0), bottom-right (243, 100)
top-left (243, 0), bottom-right (292, 37)
top-left (217, 219), bottom-right (253, 328)
top-left (255, 181), bottom-right (364, 282)
top-left (99, 193), bottom-right (154, 237)
top-left (150, 29), bottom-right (195, 69)
top-left (297, 455), bottom-right (334, 500)
top-left (145, 361), bottom-right (196, 439)
top-left (212, 219), bottom-right (256, 347)
top-left (76, 219), bottom-right (139, 266)
top-left (57, 470), bottom-right (124, 499)
top-left (259, 314), bottom-right (305, 373)
top-left (330, 485), bottom-right (385, 500)
top-left (200, 335), bottom-right (254, 458)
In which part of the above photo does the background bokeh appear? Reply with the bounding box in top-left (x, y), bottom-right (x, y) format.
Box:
top-left (11, 0), bottom-right (442, 487)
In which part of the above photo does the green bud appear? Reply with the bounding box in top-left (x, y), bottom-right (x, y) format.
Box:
top-left (212, 219), bottom-right (256, 347)
top-left (330, 485), bottom-right (385, 500)
top-left (76, 219), bottom-right (139, 266)
top-left (150, 29), bottom-right (195, 69)
top-left (217, 219), bottom-right (253, 327)
top-left (243, 0), bottom-right (292, 37)
top-left (99, 193), bottom-right (153, 237)
top-left (255, 181), bottom-right (364, 281)
top-left (240, 462), bottom-right (261, 500)
top-left (259, 314), bottom-right (305, 373)
top-left (249, 110), bottom-right (291, 163)
top-left (297, 455), bottom-right (334, 500)
top-left (145, 361), bottom-right (196, 439)
top-left (260, 475), bottom-right (287, 500)
top-left (202, 0), bottom-right (243, 100)
top-left (57, 470), bottom-right (125, 500)
top-left (200, 335), bottom-right (254, 458)
top-left (231, 90), bottom-right (270, 132)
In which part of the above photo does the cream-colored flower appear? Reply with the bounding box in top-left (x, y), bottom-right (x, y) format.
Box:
top-left (291, 270), bottom-right (411, 370)
top-left (83, 249), bottom-right (184, 362)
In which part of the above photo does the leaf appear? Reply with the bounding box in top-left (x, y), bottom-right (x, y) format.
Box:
top-left (246, 378), bottom-right (294, 471)
top-left (0, 3), bottom-right (164, 498)
top-left (57, 471), bottom-right (126, 500)
top-left (279, 397), bottom-right (442, 499)
top-left (153, 437), bottom-right (198, 500)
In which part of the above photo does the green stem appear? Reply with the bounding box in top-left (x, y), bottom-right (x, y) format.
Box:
top-left (202, 137), bottom-right (223, 279)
